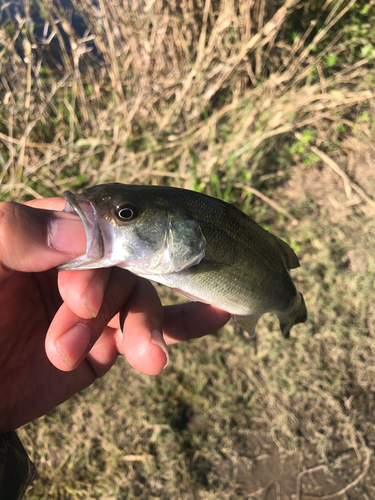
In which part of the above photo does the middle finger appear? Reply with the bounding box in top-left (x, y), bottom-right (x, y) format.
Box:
top-left (46, 267), bottom-right (138, 371)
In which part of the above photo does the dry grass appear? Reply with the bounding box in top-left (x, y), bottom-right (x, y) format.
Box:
top-left (1, 0), bottom-right (374, 201)
top-left (1, 0), bottom-right (375, 498)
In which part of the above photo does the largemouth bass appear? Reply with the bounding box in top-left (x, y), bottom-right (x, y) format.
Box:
top-left (59, 184), bottom-right (307, 337)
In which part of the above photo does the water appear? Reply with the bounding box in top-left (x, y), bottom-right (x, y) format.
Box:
top-left (0, 0), bottom-right (100, 70)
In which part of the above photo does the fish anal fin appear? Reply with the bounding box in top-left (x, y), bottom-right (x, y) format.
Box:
top-left (278, 292), bottom-right (307, 338)
top-left (234, 314), bottom-right (261, 338)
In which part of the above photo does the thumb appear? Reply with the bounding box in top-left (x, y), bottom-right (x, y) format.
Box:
top-left (0, 201), bottom-right (86, 280)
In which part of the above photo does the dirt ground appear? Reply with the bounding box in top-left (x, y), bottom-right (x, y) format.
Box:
top-left (243, 138), bottom-right (375, 499)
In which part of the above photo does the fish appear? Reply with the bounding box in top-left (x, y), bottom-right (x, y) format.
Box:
top-left (59, 183), bottom-right (307, 338)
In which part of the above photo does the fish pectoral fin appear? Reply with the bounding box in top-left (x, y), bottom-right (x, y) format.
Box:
top-left (234, 314), bottom-right (261, 338)
top-left (171, 287), bottom-right (210, 303)
top-left (163, 215), bottom-right (206, 273)
top-left (277, 292), bottom-right (307, 338)
top-left (58, 256), bottom-right (114, 270)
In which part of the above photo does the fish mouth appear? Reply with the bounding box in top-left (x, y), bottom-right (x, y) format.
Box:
top-left (58, 191), bottom-right (105, 270)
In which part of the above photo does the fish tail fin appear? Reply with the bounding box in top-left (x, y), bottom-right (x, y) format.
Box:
top-left (234, 314), bottom-right (261, 338)
top-left (278, 292), bottom-right (307, 338)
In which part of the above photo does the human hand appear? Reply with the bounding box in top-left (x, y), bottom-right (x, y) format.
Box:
top-left (0, 198), bottom-right (230, 433)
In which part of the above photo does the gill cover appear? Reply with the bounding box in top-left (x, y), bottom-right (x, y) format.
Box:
top-left (58, 191), bottom-right (206, 274)
top-left (124, 213), bottom-right (206, 275)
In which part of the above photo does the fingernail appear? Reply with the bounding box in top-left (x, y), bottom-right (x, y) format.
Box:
top-left (84, 273), bottom-right (107, 318)
top-left (48, 218), bottom-right (87, 254)
top-left (150, 329), bottom-right (169, 371)
top-left (56, 323), bottom-right (92, 369)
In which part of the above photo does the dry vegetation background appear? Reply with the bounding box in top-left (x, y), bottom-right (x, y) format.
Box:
top-left (1, 0), bottom-right (375, 498)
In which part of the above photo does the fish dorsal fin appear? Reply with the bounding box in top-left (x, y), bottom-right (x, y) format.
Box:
top-left (273, 235), bottom-right (300, 270)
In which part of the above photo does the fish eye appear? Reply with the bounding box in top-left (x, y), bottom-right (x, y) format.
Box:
top-left (116, 204), bottom-right (138, 221)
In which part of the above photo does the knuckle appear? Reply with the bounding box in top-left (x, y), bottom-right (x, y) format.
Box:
top-left (0, 202), bottom-right (18, 261)
top-left (180, 304), bottom-right (191, 342)
top-left (99, 288), bottom-right (120, 323)
top-left (0, 202), bottom-right (48, 277)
